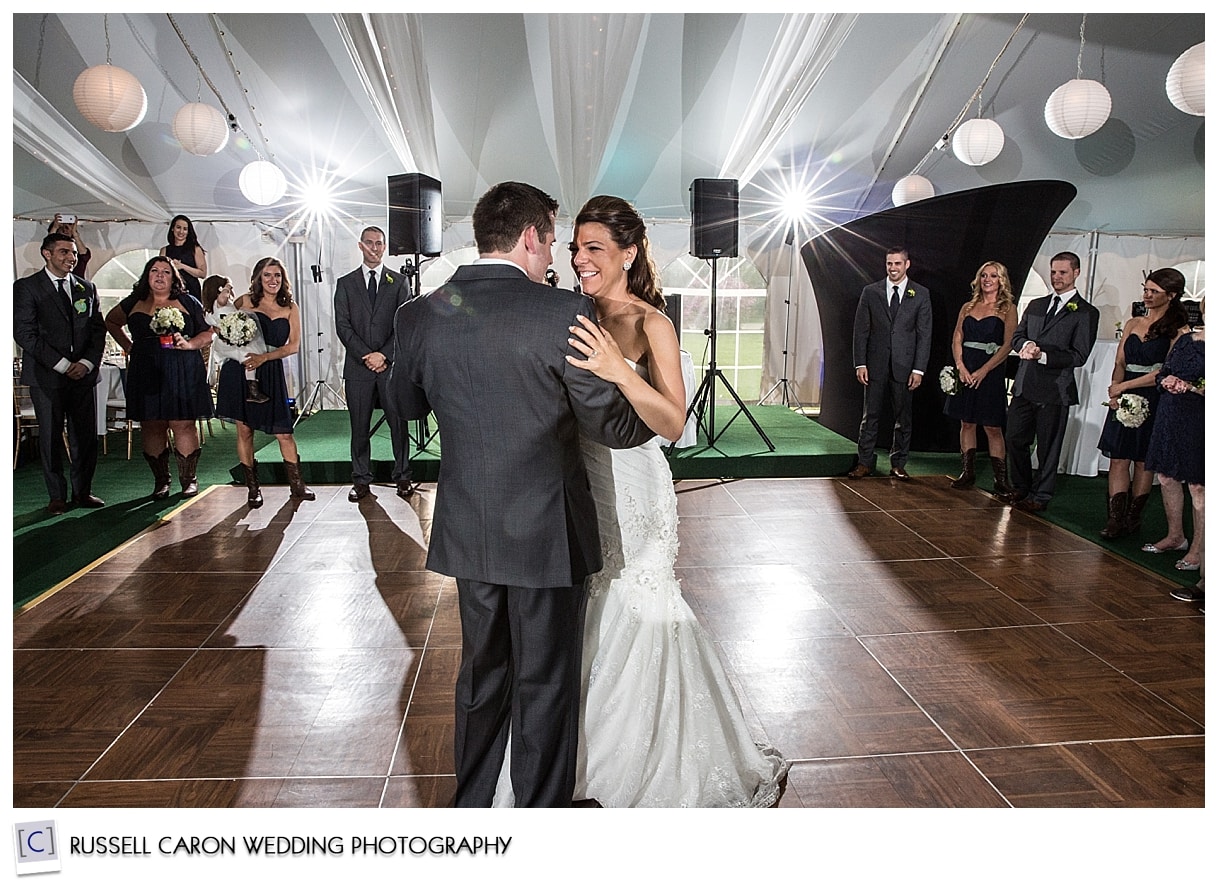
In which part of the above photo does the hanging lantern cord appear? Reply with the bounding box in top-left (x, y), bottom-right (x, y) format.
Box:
top-left (1076, 14), bottom-right (1088, 79)
top-left (910, 14), bottom-right (1027, 176)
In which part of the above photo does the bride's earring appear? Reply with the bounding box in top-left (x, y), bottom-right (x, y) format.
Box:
top-left (623, 261), bottom-right (632, 271)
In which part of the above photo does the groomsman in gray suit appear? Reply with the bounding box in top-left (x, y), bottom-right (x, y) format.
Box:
top-left (1003, 251), bottom-right (1100, 512)
top-left (13, 232), bottom-right (107, 513)
top-left (389, 181), bottom-right (653, 807)
top-left (334, 226), bottom-right (415, 501)
top-left (848, 246), bottom-right (933, 479)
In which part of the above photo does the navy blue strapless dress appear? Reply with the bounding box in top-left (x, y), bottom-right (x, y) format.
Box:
top-left (1097, 332), bottom-right (1172, 462)
top-left (943, 314), bottom-right (1007, 427)
top-left (121, 294), bottom-right (214, 422)
top-left (1144, 333), bottom-right (1205, 485)
top-left (215, 312), bottom-right (295, 435)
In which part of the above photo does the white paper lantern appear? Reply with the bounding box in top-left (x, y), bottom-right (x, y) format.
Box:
top-left (1044, 78), bottom-right (1112, 139)
top-left (173, 103), bottom-right (230, 156)
top-left (892, 175), bottom-right (935, 206)
top-left (239, 160), bottom-right (287, 206)
top-left (72, 64), bottom-right (147, 132)
top-left (1166, 42), bottom-right (1204, 116)
top-left (952, 118), bottom-right (1005, 166)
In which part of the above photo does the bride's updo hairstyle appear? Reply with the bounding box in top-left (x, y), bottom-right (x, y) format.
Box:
top-left (575, 195), bottom-right (665, 310)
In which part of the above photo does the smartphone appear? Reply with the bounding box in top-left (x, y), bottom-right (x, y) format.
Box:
top-left (1131, 301), bottom-right (1147, 317)
top-left (58, 214), bottom-right (77, 225)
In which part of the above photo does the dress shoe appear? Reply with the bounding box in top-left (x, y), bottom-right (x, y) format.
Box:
top-left (888, 466), bottom-right (910, 480)
top-left (47, 499), bottom-right (67, 515)
top-left (397, 481), bottom-right (419, 500)
top-left (1169, 584), bottom-right (1204, 602)
top-left (72, 493), bottom-right (105, 508)
top-left (1012, 497), bottom-right (1047, 513)
top-left (846, 464), bottom-right (872, 479)
top-left (348, 483), bottom-right (371, 502)
top-left (1141, 540), bottom-right (1189, 554)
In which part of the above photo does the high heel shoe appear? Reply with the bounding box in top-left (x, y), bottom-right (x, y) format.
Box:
top-left (1142, 540), bottom-right (1189, 553)
top-left (1175, 558), bottom-right (1201, 571)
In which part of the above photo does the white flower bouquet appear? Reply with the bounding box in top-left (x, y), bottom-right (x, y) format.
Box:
top-left (939, 365), bottom-right (961, 396)
top-left (1115, 393), bottom-right (1150, 428)
top-left (150, 306), bottom-right (186, 348)
top-left (205, 309), bottom-right (270, 402)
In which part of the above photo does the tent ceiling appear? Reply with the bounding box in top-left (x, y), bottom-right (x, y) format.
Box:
top-left (12, 12), bottom-right (1205, 237)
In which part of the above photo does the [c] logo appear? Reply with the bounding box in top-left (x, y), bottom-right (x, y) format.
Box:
top-left (12, 820), bottom-right (61, 875)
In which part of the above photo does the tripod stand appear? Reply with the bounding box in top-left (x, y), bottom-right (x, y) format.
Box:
top-left (759, 226), bottom-right (805, 411)
top-left (294, 241), bottom-right (345, 427)
top-left (678, 256), bottom-right (774, 451)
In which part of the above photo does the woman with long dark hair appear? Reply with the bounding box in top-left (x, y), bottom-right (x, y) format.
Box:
top-left (104, 256), bottom-right (214, 497)
top-left (160, 214), bottom-right (207, 300)
top-left (214, 257), bottom-right (313, 506)
top-left (1097, 268), bottom-right (1191, 538)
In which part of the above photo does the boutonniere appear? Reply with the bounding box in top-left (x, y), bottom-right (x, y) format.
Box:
top-left (906, 289), bottom-right (916, 298)
top-left (384, 273), bottom-right (394, 285)
top-left (73, 298), bottom-right (88, 314)
top-left (1065, 301), bottom-right (1078, 312)
top-left (73, 280), bottom-right (85, 293)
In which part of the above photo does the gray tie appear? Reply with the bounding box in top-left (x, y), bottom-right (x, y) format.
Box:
top-left (1046, 295), bottom-right (1060, 320)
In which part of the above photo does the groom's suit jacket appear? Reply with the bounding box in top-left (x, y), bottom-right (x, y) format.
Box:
top-left (333, 264), bottom-right (411, 386)
top-left (389, 263), bottom-right (654, 589)
top-left (1010, 291), bottom-right (1100, 406)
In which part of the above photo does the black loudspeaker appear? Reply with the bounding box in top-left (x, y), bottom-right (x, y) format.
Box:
top-left (388, 173), bottom-right (442, 256)
top-left (690, 178), bottom-right (738, 258)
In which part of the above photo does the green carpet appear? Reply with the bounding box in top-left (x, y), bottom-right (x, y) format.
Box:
top-left (13, 408), bottom-right (1196, 609)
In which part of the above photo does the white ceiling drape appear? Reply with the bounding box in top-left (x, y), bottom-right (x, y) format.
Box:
top-left (535, 14), bottom-right (649, 211)
top-left (719, 13), bottom-right (858, 185)
top-left (13, 70), bottom-right (167, 223)
top-left (332, 12), bottom-right (441, 178)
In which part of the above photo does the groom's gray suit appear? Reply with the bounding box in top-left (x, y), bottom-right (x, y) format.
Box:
top-left (389, 262), bottom-right (653, 807)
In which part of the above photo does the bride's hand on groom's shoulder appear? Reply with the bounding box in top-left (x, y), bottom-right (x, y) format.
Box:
top-left (566, 314), bottom-right (630, 385)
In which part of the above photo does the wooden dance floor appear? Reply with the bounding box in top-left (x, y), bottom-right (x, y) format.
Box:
top-left (12, 476), bottom-right (1204, 809)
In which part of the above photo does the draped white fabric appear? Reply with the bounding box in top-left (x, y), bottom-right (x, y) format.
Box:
top-left (533, 14), bottom-right (649, 211)
top-left (331, 13), bottom-right (441, 178)
top-left (13, 71), bottom-right (166, 223)
top-left (718, 13), bottom-right (858, 184)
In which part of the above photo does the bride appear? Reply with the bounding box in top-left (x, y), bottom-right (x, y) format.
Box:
top-left (495, 195), bottom-right (788, 807)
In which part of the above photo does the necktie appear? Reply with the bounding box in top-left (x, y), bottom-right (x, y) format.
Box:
top-left (1046, 295), bottom-right (1060, 319)
top-left (890, 285), bottom-right (900, 320)
top-left (57, 278), bottom-right (69, 302)
top-left (368, 269), bottom-right (378, 298)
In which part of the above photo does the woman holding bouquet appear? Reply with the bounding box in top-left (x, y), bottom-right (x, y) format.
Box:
top-left (1096, 268), bottom-right (1190, 539)
top-left (215, 257), bottom-right (314, 506)
top-left (104, 256), bottom-right (214, 498)
top-left (944, 261), bottom-right (1016, 495)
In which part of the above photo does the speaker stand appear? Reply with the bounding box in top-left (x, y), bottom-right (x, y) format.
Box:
top-left (759, 226), bottom-right (805, 411)
top-left (672, 256), bottom-right (774, 453)
top-left (294, 378), bottom-right (346, 427)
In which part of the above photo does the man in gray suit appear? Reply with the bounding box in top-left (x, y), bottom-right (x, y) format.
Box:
top-left (389, 181), bottom-right (653, 807)
top-left (1003, 251), bottom-right (1100, 512)
top-left (13, 232), bottom-right (107, 513)
top-left (334, 226), bottom-right (415, 501)
top-left (847, 246), bottom-right (933, 479)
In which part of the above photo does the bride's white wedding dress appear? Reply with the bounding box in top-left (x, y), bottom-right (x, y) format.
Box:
top-left (494, 362), bottom-right (788, 807)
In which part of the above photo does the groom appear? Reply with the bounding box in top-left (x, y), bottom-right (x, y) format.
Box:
top-left (389, 181), bottom-right (653, 807)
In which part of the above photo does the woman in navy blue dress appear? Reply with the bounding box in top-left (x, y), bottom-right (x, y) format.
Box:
top-left (1143, 322), bottom-right (1204, 576)
top-left (104, 256), bottom-right (214, 498)
top-left (1096, 268), bottom-right (1190, 539)
top-left (215, 257), bottom-right (313, 507)
top-left (159, 214), bottom-right (207, 302)
top-left (945, 261), bottom-right (1016, 495)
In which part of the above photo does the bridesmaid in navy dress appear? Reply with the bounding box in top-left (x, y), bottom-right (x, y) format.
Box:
top-left (1096, 268), bottom-right (1190, 539)
top-left (104, 256), bottom-right (214, 498)
top-left (1144, 322), bottom-right (1205, 578)
top-left (215, 256), bottom-right (314, 506)
top-left (945, 261), bottom-right (1016, 495)
top-left (159, 214), bottom-right (207, 301)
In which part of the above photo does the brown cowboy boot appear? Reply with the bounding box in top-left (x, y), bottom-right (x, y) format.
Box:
top-left (1099, 491), bottom-right (1130, 539)
top-left (174, 447), bottom-right (201, 497)
top-left (990, 456), bottom-right (1013, 498)
top-left (950, 449), bottom-right (976, 488)
top-left (144, 448), bottom-right (172, 499)
top-left (283, 458), bottom-right (315, 501)
top-left (242, 461), bottom-right (263, 508)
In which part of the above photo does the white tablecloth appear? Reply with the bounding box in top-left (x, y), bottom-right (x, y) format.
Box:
top-left (95, 363), bottom-right (125, 435)
top-left (1059, 338), bottom-right (1118, 477)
